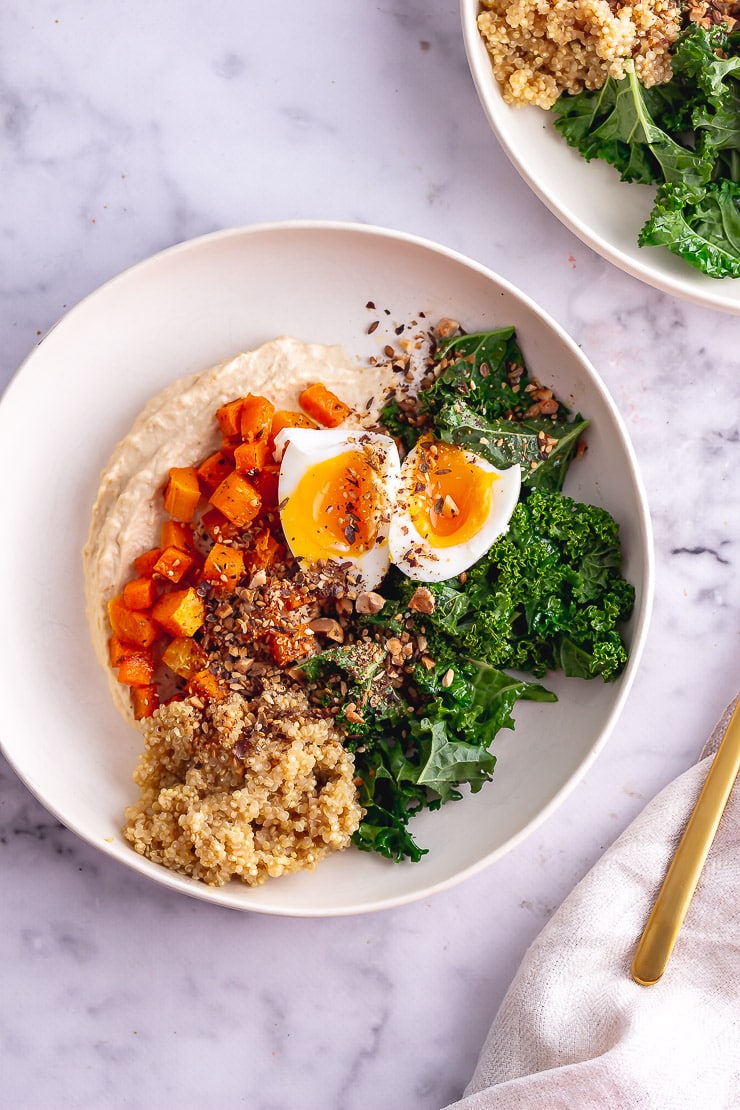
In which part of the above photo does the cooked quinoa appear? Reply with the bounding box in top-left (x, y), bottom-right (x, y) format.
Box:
top-left (477, 0), bottom-right (681, 108)
top-left (123, 683), bottom-right (363, 886)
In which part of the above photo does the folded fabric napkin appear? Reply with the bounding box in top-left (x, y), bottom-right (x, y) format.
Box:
top-left (445, 695), bottom-right (740, 1110)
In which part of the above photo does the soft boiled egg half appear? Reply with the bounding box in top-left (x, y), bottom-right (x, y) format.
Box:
top-left (275, 427), bottom-right (402, 590)
top-left (274, 427), bottom-right (521, 588)
top-left (388, 438), bottom-right (521, 583)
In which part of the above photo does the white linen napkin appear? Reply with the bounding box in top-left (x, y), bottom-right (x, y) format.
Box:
top-left (445, 696), bottom-right (740, 1110)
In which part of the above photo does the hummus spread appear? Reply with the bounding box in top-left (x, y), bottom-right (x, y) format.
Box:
top-left (84, 336), bottom-right (393, 721)
top-left (83, 336), bottom-right (393, 887)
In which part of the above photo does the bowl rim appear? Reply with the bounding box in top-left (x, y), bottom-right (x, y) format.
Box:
top-left (0, 218), bottom-right (655, 915)
top-left (459, 0), bottom-right (740, 315)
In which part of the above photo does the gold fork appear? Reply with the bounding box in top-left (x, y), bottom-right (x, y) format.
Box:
top-left (631, 698), bottom-right (740, 986)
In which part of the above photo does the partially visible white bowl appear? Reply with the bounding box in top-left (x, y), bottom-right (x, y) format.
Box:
top-left (0, 221), bottom-right (653, 915)
top-left (461, 0), bottom-right (740, 314)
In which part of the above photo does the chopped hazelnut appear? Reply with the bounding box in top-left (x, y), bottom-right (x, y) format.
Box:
top-left (408, 586), bottom-right (435, 615)
top-left (308, 618), bottom-right (345, 643)
top-left (355, 591), bottom-right (386, 615)
top-left (435, 318), bottom-right (460, 338)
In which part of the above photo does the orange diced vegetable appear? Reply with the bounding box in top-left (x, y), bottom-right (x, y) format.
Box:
top-left (215, 397), bottom-right (245, 438)
top-left (117, 648), bottom-right (155, 687)
top-left (131, 685), bottom-right (159, 720)
top-left (200, 542), bottom-right (245, 593)
top-left (269, 627), bottom-right (315, 666)
top-left (270, 410), bottom-right (318, 440)
top-left (162, 637), bottom-right (208, 679)
top-left (153, 545), bottom-right (195, 584)
top-left (240, 394), bottom-right (275, 441)
top-left (209, 471), bottom-right (262, 528)
top-left (234, 439), bottom-right (271, 474)
top-left (299, 383), bottom-right (351, 428)
top-left (123, 575), bottom-right (159, 611)
top-left (187, 668), bottom-right (227, 702)
top-left (221, 434), bottom-right (244, 461)
top-left (152, 587), bottom-right (205, 638)
top-left (163, 466), bottom-right (201, 522)
top-left (108, 596), bottom-right (159, 649)
top-left (248, 529), bottom-right (281, 572)
top-left (134, 547), bottom-right (162, 577)
top-left (251, 464), bottom-right (280, 509)
top-left (109, 635), bottom-right (131, 667)
top-left (201, 507), bottom-right (241, 542)
top-left (161, 520), bottom-right (194, 552)
top-left (196, 450), bottom-right (233, 493)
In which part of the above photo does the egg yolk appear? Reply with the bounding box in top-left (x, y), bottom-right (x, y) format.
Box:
top-left (406, 441), bottom-right (496, 549)
top-left (281, 449), bottom-right (382, 561)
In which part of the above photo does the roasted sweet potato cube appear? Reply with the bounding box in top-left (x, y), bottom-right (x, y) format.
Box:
top-left (196, 450), bottom-right (233, 493)
top-left (117, 648), bottom-right (155, 687)
top-left (247, 529), bottom-right (281, 572)
top-left (153, 545), bottom-right (195, 584)
top-left (209, 471), bottom-right (262, 528)
top-left (152, 587), bottom-right (205, 638)
top-left (250, 464), bottom-right (280, 509)
top-left (108, 635), bottom-right (131, 667)
top-left (200, 542), bottom-right (245, 593)
top-left (108, 596), bottom-right (159, 649)
top-left (299, 383), bottom-right (351, 428)
top-left (270, 409), bottom-right (318, 442)
top-left (163, 466), bottom-right (201, 523)
top-left (219, 434), bottom-right (242, 461)
top-left (215, 397), bottom-right (245, 438)
top-left (239, 394), bottom-right (275, 442)
top-left (161, 520), bottom-right (194, 552)
top-left (123, 575), bottom-right (159, 611)
top-left (269, 626), bottom-right (315, 666)
top-left (134, 547), bottom-right (162, 577)
top-left (187, 668), bottom-right (227, 702)
top-left (200, 507), bottom-right (241, 543)
top-left (234, 439), bottom-right (271, 474)
top-left (161, 636), bottom-right (208, 679)
top-left (131, 685), bottom-right (159, 720)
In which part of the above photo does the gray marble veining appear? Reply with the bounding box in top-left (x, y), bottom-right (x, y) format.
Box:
top-left (2, 2), bottom-right (739, 1108)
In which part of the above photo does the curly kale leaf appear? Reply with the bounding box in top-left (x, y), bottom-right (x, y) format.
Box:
top-left (552, 61), bottom-right (713, 187)
top-left (305, 641), bottom-right (553, 862)
top-left (399, 488), bottom-right (634, 681)
top-left (421, 328), bottom-right (529, 421)
top-left (298, 642), bottom-right (402, 741)
top-left (671, 23), bottom-right (740, 103)
top-left (377, 397), bottom-right (422, 452)
top-left (550, 25), bottom-right (740, 277)
top-left (639, 180), bottom-right (740, 277)
top-left (433, 398), bottom-right (588, 494)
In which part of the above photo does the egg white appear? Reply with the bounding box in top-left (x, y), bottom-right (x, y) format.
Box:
top-left (275, 427), bottom-right (401, 589)
top-left (388, 442), bottom-right (521, 583)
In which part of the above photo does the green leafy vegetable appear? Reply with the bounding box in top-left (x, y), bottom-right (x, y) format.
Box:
top-left (552, 61), bottom-right (712, 187)
top-left (309, 326), bottom-right (635, 864)
top-left (380, 325), bottom-right (589, 491)
top-left (434, 398), bottom-right (588, 493)
top-left (397, 488), bottom-right (635, 681)
top-left (550, 25), bottom-right (740, 277)
top-left (301, 639), bottom-right (555, 862)
top-left (422, 327), bottom-right (529, 421)
top-left (639, 180), bottom-right (740, 277)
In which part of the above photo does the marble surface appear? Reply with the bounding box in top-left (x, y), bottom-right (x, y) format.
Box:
top-left (2, 3), bottom-right (739, 1108)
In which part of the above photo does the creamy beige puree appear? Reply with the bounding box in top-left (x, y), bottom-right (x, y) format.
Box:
top-left (84, 336), bottom-right (393, 721)
top-left (84, 336), bottom-right (395, 887)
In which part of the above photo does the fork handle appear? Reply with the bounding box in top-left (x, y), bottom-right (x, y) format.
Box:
top-left (631, 700), bottom-right (740, 986)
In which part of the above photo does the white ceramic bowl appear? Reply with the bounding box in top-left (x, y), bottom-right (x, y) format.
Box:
top-left (0, 222), bottom-right (653, 915)
top-left (461, 0), bottom-right (740, 314)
